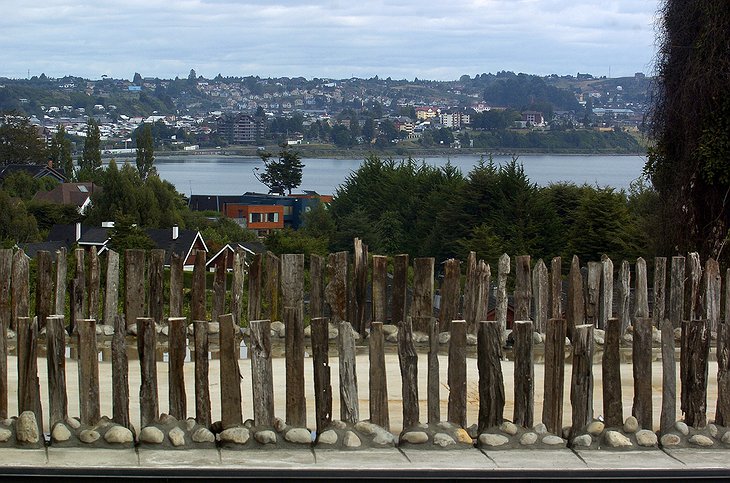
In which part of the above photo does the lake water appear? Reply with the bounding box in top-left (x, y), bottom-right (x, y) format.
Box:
top-left (149, 154), bottom-right (647, 197)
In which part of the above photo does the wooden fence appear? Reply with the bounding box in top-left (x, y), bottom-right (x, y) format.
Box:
top-left (0, 240), bottom-right (728, 449)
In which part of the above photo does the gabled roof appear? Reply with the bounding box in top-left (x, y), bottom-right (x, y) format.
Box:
top-left (78, 227), bottom-right (111, 245)
top-left (19, 241), bottom-right (66, 259)
top-left (206, 241), bottom-right (266, 268)
top-left (33, 183), bottom-right (101, 210)
top-left (0, 164), bottom-right (67, 182)
top-left (146, 228), bottom-right (208, 265)
top-left (47, 223), bottom-right (86, 246)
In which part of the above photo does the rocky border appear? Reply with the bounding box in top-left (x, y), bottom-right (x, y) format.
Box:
top-left (0, 411), bottom-right (44, 449)
top-left (399, 421), bottom-right (474, 450)
top-left (216, 418), bottom-right (313, 450)
top-left (477, 421), bottom-right (566, 450)
top-left (658, 421), bottom-right (727, 449)
top-left (136, 414), bottom-right (216, 450)
top-left (569, 417), bottom-right (658, 450)
top-left (50, 416), bottom-right (135, 448)
top-left (315, 420), bottom-right (395, 450)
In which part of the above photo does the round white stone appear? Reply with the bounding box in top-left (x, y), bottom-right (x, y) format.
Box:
top-left (519, 432), bottom-right (538, 445)
top-left (433, 433), bottom-right (455, 447)
top-left (52, 423), bottom-right (71, 442)
top-left (0, 428), bottom-right (12, 443)
top-left (317, 430), bottom-right (338, 445)
top-left (605, 430), bottom-right (633, 447)
top-left (139, 426), bottom-right (165, 444)
top-left (479, 433), bottom-right (509, 446)
top-left (354, 421), bottom-right (376, 435)
top-left (542, 435), bottom-right (565, 445)
top-left (185, 418), bottom-right (197, 432)
top-left (401, 431), bottom-right (429, 444)
top-left (587, 421), bottom-right (605, 436)
top-left (255, 430), bottom-right (277, 445)
top-left (438, 332), bottom-right (451, 344)
top-left (721, 431), bottom-right (730, 444)
top-left (708, 424), bottom-right (718, 438)
top-left (79, 429), bottom-right (100, 444)
top-left (331, 420), bottom-right (347, 430)
top-left (466, 334), bottom-right (478, 346)
top-left (373, 431), bottom-right (395, 446)
top-left (572, 434), bottom-right (592, 447)
top-left (675, 421), bottom-right (689, 435)
top-left (689, 434), bottom-right (714, 447)
top-left (454, 428), bottom-right (473, 444)
top-left (168, 427), bottom-right (186, 447)
top-left (104, 426), bottom-right (134, 444)
top-left (208, 322), bottom-right (220, 334)
top-left (102, 325), bottom-right (115, 336)
top-left (220, 427), bottom-right (250, 444)
top-left (500, 422), bottom-right (518, 435)
top-left (285, 427), bottom-right (313, 444)
top-left (16, 411), bottom-right (39, 444)
top-left (623, 416), bottom-right (639, 433)
top-left (660, 433), bottom-right (681, 446)
top-left (533, 423), bottom-right (548, 435)
top-left (343, 431), bottom-right (362, 448)
top-left (636, 429), bottom-right (658, 447)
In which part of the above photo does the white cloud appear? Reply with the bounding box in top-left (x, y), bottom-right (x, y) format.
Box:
top-left (0, 0), bottom-right (659, 80)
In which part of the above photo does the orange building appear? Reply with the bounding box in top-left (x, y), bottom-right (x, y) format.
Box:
top-left (224, 204), bottom-right (284, 235)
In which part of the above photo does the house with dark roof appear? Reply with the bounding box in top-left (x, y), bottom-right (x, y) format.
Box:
top-left (19, 241), bottom-right (66, 259)
top-left (33, 182), bottom-right (101, 214)
top-left (0, 163), bottom-right (67, 183)
top-left (206, 241), bottom-right (266, 271)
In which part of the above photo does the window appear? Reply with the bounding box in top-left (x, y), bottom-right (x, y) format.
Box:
top-left (250, 213), bottom-right (262, 223)
top-left (265, 212), bottom-right (279, 223)
top-left (283, 206), bottom-right (293, 216)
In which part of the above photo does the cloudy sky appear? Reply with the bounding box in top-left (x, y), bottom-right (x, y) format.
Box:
top-left (0, 0), bottom-right (660, 81)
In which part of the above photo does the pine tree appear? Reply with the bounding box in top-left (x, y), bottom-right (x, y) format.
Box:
top-left (135, 123), bottom-right (155, 180)
top-left (49, 125), bottom-right (73, 180)
top-left (257, 144), bottom-right (304, 195)
top-left (80, 119), bottom-right (101, 174)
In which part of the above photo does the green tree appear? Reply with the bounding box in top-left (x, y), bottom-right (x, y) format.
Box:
top-left (1, 170), bottom-right (57, 200)
top-left (135, 123), bottom-right (155, 180)
top-left (647, 0), bottom-right (730, 261)
top-left (0, 190), bottom-right (39, 243)
top-left (0, 112), bottom-right (47, 165)
top-left (257, 143), bottom-right (304, 195)
top-left (108, 213), bottom-right (156, 252)
top-left (49, 125), bottom-right (74, 179)
top-left (79, 119), bottom-right (101, 178)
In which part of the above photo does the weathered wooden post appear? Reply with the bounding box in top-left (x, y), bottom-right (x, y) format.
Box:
top-left (685, 319), bottom-right (710, 428)
top-left (54, 247), bottom-right (67, 317)
top-left (632, 317), bottom-right (653, 429)
top-left (392, 254), bottom-right (409, 326)
top-left (74, 248), bottom-right (87, 319)
top-left (112, 314), bottom-right (130, 428)
top-left (439, 258), bottom-right (461, 332)
top-left (513, 320), bottom-right (534, 428)
top-left (35, 250), bottom-right (53, 331)
top-left (46, 315), bottom-right (68, 428)
top-left (250, 319), bottom-right (275, 428)
top-left (550, 256), bottom-right (562, 320)
top-left (87, 247), bottom-right (100, 322)
top-left (11, 249), bottom-right (29, 332)
top-left (325, 252), bottom-right (348, 324)
top-left (660, 317), bottom-right (677, 433)
top-left (569, 324), bottom-right (593, 440)
top-left (602, 318), bottom-right (623, 427)
top-left (474, 260), bottom-right (491, 332)
top-left (262, 251), bottom-right (279, 322)
top-left (77, 318), bottom-right (101, 426)
top-left (230, 248), bottom-right (245, 327)
top-left (704, 258), bottom-right (721, 335)
top-left (149, 249), bottom-right (164, 327)
top-left (369, 321), bottom-right (389, 430)
top-left (193, 319), bottom-right (211, 427)
top-left (686, 252), bottom-right (703, 322)
top-left (448, 320), bottom-right (467, 427)
top-left (585, 262), bottom-right (601, 327)
top-left (211, 256), bottom-right (227, 325)
top-left (426, 315), bottom-right (440, 423)
top-left (168, 316), bottom-right (187, 420)
top-left (138, 317), bottom-right (158, 428)
top-left (284, 306), bottom-right (306, 427)
top-left (496, 254), bottom-right (511, 339)
top-left (17, 316), bottom-right (42, 430)
top-left (599, 255), bottom-right (613, 331)
top-left (169, 253), bottom-right (184, 319)
top-left (353, 238), bottom-right (368, 336)
top-left (653, 257), bottom-right (667, 329)
top-left (618, 260), bottom-right (631, 334)
top-left (542, 318), bottom-right (566, 434)
top-left (371, 255), bottom-right (388, 324)
top-left (310, 317), bottom-right (332, 435)
top-left (635, 258), bottom-right (650, 323)
top-left (124, 249), bottom-right (145, 333)
top-left (247, 253), bottom-right (262, 322)
top-left (717, 269), bottom-right (730, 426)
top-left (398, 316), bottom-right (419, 428)
top-left (566, 256), bottom-right (585, 340)
top-left (310, 255), bottom-right (325, 319)
top-left (670, 256), bottom-right (686, 329)
top-left (412, 258), bottom-right (434, 333)
top-left (532, 259), bottom-right (548, 333)
top-left (103, 250), bottom-right (120, 326)
top-left (338, 320), bottom-right (359, 423)
top-left (191, 249), bottom-right (207, 322)
top-left (514, 255), bottom-right (531, 322)
top-left (219, 313), bottom-right (242, 428)
top-left (463, 252), bottom-right (478, 335)
top-left (0, 250), bottom-right (8, 420)
top-left (477, 321), bottom-right (505, 431)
